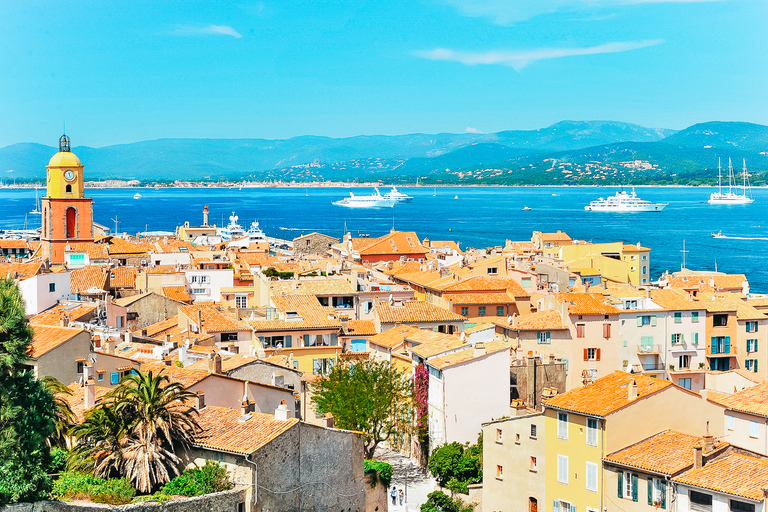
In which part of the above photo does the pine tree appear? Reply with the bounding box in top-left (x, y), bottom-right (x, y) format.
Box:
top-left (0, 278), bottom-right (57, 504)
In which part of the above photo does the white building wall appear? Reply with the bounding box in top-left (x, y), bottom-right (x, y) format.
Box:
top-left (18, 272), bottom-right (72, 315)
top-left (184, 269), bottom-right (234, 302)
top-left (151, 253), bottom-right (191, 267)
top-left (676, 484), bottom-right (764, 512)
top-left (723, 410), bottom-right (768, 456)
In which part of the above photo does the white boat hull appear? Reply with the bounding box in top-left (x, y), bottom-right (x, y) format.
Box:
top-left (332, 200), bottom-right (395, 208)
top-left (585, 204), bottom-right (666, 212)
top-left (708, 194), bottom-right (753, 205)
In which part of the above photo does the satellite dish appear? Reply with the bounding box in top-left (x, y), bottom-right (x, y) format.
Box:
top-left (507, 316), bottom-right (513, 324)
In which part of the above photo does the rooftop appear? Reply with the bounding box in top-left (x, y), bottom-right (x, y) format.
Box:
top-left (376, 300), bottom-right (465, 324)
top-left (556, 292), bottom-right (621, 316)
top-left (674, 452), bottom-right (768, 501)
top-left (715, 381), bottom-right (768, 418)
top-left (29, 325), bottom-right (87, 359)
top-left (193, 405), bottom-right (298, 455)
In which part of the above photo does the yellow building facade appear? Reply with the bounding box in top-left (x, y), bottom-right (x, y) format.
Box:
top-left (560, 242), bottom-right (651, 286)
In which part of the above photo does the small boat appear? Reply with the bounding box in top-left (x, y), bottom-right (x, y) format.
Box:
top-left (382, 187), bottom-right (413, 203)
top-left (454, 195), bottom-right (459, 199)
top-left (708, 158), bottom-right (753, 204)
top-left (711, 231), bottom-right (768, 241)
top-left (521, 206), bottom-right (532, 211)
top-left (585, 188), bottom-right (667, 212)
top-left (30, 186), bottom-right (42, 215)
top-left (133, 192), bottom-right (142, 200)
top-left (433, 187), bottom-right (436, 197)
top-left (332, 188), bottom-right (396, 208)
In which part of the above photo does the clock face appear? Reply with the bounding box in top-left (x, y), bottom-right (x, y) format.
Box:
top-left (64, 170), bottom-right (75, 181)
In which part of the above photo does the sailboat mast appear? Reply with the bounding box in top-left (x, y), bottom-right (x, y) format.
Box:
top-left (728, 158), bottom-right (733, 195)
top-left (717, 158), bottom-right (722, 194)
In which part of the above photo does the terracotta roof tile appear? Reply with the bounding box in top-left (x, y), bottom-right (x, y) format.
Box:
top-left (495, 309), bottom-right (568, 331)
top-left (0, 240), bottom-right (29, 249)
top-left (136, 315), bottom-right (179, 338)
top-left (358, 231), bottom-right (428, 256)
top-left (428, 341), bottom-right (511, 370)
top-left (0, 262), bottom-right (43, 280)
top-left (64, 383), bottom-right (113, 423)
top-left (668, 274), bottom-right (748, 292)
top-left (30, 303), bottom-right (96, 326)
top-left (65, 242), bottom-right (109, 260)
top-left (107, 237), bottom-right (152, 255)
top-left (193, 406), bottom-right (298, 455)
top-left (376, 300), bottom-right (465, 324)
top-left (715, 381), bottom-right (768, 418)
top-left (604, 430), bottom-right (727, 475)
top-left (538, 231), bottom-right (572, 242)
top-left (186, 354), bottom-right (259, 373)
top-left (140, 361), bottom-right (211, 389)
top-left (109, 267), bottom-right (137, 289)
top-left (179, 304), bottom-right (251, 333)
top-left (447, 292), bottom-right (518, 306)
top-left (410, 333), bottom-right (468, 359)
top-left (270, 279), bottom-right (355, 296)
top-left (346, 320), bottom-right (377, 336)
top-left (674, 453), bottom-right (768, 501)
top-left (556, 292), bottom-right (621, 315)
top-left (70, 265), bottom-right (109, 294)
top-left (29, 325), bottom-right (86, 358)
top-left (162, 286), bottom-right (193, 303)
top-left (366, 325), bottom-right (424, 349)
top-left (650, 289), bottom-right (705, 311)
top-left (544, 371), bottom-right (673, 417)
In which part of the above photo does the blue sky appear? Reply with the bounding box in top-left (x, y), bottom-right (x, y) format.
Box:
top-left (1, 0), bottom-right (766, 147)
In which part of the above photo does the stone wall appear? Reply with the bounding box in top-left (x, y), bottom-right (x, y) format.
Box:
top-left (0, 488), bottom-right (245, 512)
top-left (293, 233), bottom-right (340, 257)
top-left (510, 358), bottom-right (567, 409)
top-left (364, 473), bottom-right (388, 512)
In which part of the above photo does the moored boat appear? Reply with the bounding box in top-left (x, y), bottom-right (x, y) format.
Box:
top-left (332, 188), bottom-right (396, 208)
top-left (382, 187), bottom-right (413, 203)
top-left (584, 188), bottom-right (667, 212)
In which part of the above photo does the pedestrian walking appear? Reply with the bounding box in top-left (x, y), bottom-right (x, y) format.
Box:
top-left (391, 486), bottom-right (397, 505)
top-left (398, 488), bottom-right (404, 505)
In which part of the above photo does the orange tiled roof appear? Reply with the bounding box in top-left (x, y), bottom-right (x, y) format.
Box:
top-left (193, 406), bottom-right (298, 455)
top-left (495, 309), bottom-right (568, 331)
top-left (179, 303), bottom-right (251, 333)
top-left (668, 274), bottom-right (747, 292)
top-left (250, 295), bottom-right (340, 332)
top-left (110, 267), bottom-right (137, 289)
top-left (428, 240), bottom-right (463, 254)
top-left (270, 279), bottom-right (354, 296)
top-left (543, 371), bottom-right (673, 417)
top-left (145, 265), bottom-right (182, 274)
top-left (358, 231), bottom-right (428, 256)
top-left (410, 333), bottom-right (468, 359)
top-left (650, 289), bottom-right (705, 311)
top-left (448, 292), bottom-right (518, 306)
top-left (0, 262), bottom-right (43, 280)
top-left (538, 231), bottom-right (572, 242)
top-left (674, 452), bottom-right (768, 501)
top-left (65, 383), bottom-right (113, 423)
top-left (29, 325), bottom-right (86, 359)
top-left (107, 237), bottom-right (153, 255)
top-left (186, 354), bottom-right (260, 373)
top-left (604, 430), bottom-right (727, 475)
top-left (0, 240), bottom-right (29, 249)
top-left (715, 381), bottom-right (768, 418)
top-left (428, 341), bottom-right (512, 370)
top-left (556, 292), bottom-right (621, 315)
top-left (70, 265), bottom-right (109, 294)
top-left (136, 315), bottom-right (179, 338)
top-left (30, 303), bottom-right (97, 326)
top-left (140, 361), bottom-right (211, 389)
top-left (366, 325), bottom-right (424, 349)
top-left (162, 286), bottom-right (193, 303)
top-left (346, 320), bottom-right (377, 336)
top-left (439, 276), bottom-right (529, 298)
top-left (376, 300), bottom-right (465, 324)
top-left (65, 242), bottom-right (109, 260)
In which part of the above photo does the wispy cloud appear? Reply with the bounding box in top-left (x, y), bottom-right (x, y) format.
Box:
top-left (444, 0), bottom-right (729, 24)
top-left (414, 39), bottom-right (663, 71)
top-left (173, 25), bottom-right (243, 38)
top-left (465, 126), bottom-right (483, 133)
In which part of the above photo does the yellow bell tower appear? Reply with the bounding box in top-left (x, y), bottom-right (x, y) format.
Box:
top-left (41, 134), bottom-right (94, 264)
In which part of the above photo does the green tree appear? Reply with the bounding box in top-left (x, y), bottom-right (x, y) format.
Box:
top-left (420, 490), bottom-right (473, 512)
top-left (70, 370), bottom-right (200, 493)
top-left (41, 376), bottom-right (75, 448)
top-left (428, 434), bottom-right (483, 494)
top-left (312, 359), bottom-right (412, 459)
top-left (0, 278), bottom-right (57, 504)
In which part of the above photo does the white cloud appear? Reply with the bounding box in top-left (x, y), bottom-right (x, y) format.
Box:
top-left (414, 39), bottom-right (664, 71)
top-left (444, 0), bottom-right (729, 24)
top-left (465, 126), bottom-right (483, 133)
top-left (173, 25), bottom-right (243, 38)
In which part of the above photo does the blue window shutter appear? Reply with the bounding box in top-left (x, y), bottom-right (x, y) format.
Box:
top-left (304, 334), bottom-right (310, 346)
top-left (660, 480), bottom-right (666, 509)
top-left (285, 335), bottom-right (292, 348)
top-left (570, 505), bottom-right (576, 512)
top-left (637, 316), bottom-right (642, 327)
top-left (632, 474), bottom-right (639, 502)
top-left (711, 337), bottom-right (717, 353)
top-left (618, 471), bottom-right (623, 497)
top-left (258, 336), bottom-right (264, 347)
top-left (110, 372), bottom-right (119, 385)
top-left (553, 500), bottom-right (559, 512)
top-left (757, 340), bottom-right (759, 352)
top-left (747, 340), bottom-right (752, 352)
top-left (724, 336), bottom-right (731, 353)
top-left (331, 333), bottom-right (338, 346)
top-left (756, 360), bottom-right (759, 373)
top-left (648, 478), bottom-right (653, 505)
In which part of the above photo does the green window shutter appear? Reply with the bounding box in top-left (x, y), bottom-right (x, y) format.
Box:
top-left (756, 340), bottom-right (759, 352)
top-left (648, 478), bottom-right (653, 505)
top-left (637, 316), bottom-right (643, 327)
top-left (285, 335), bottom-right (292, 348)
top-left (632, 474), bottom-right (639, 502)
top-left (570, 505), bottom-right (576, 512)
top-left (618, 471), bottom-right (623, 497)
top-left (755, 360), bottom-right (759, 373)
top-left (304, 334), bottom-right (310, 346)
top-left (724, 336), bottom-right (731, 353)
top-left (747, 340), bottom-right (752, 352)
top-left (313, 358), bottom-right (321, 374)
top-left (681, 333), bottom-right (685, 343)
top-left (547, 332), bottom-right (551, 342)
top-left (651, 316), bottom-right (657, 327)
top-left (671, 334), bottom-right (675, 343)
top-left (711, 337), bottom-right (717, 353)
top-left (553, 500), bottom-right (559, 512)
top-left (660, 480), bottom-right (666, 509)
top-left (331, 333), bottom-right (338, 346)
top-left (693, 333), bottom-right (698, 344)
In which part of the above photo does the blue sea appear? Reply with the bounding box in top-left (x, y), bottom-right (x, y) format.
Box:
top-left (3, 186), bottom-right (768, 292)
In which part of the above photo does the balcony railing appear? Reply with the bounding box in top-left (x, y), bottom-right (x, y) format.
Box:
top-left (706, 347), bottom-right (737, 357)
top-left (637, 344), bottom-right (662, 354)
top-left (640, 363), bottom-right (667, 372)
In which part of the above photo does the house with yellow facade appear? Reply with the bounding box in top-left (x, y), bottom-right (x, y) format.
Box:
top-left (543, 371), bottom-right (724, 512)
top-left (560, 242), bottom-right (651, 285)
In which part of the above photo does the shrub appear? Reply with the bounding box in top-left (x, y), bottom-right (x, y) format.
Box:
top-left (421, 490), bottom-right (473, 512)
top-left (364, 460), bottom-right (393, 488)
top-left (428, 434), bottom-right (482, 495)
top-left (49, 448), bottom-right (69, 474)
top-left (52, 472), bottom-right (136, 505)
top-left (161, 461), bottom-right (233, 497)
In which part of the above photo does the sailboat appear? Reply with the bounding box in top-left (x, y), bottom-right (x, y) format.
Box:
top-left (708, 158), bottom-right (753, 204)
top-left (433, 187), bottom-right (436, 197)
top-left (30, 186), bottom-right (42, 215)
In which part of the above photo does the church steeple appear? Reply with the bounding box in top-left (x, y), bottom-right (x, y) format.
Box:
top-left (59, 133), bottom-right (71, 152)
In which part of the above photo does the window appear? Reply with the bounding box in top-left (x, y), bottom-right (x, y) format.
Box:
top-left (235, 295), bottom-right (248, 308)
top-left (710, 358), bottom-right (730, 371)
top-left (730, 499), bottom-right (756, 512)
top-left (496, 306), bottom-right (504, 316)
top-left (692, 311), bottom-right (699, 323)
top-left (672, 333), bottom-right (682, 344)
top-left (586, 462), bottom-right (598, 492)
top-left (557, 412), bottom-right (568, 440)
top-left (496, 429), bottom-right (503, 443)
top-left (220, 332), bottom-right (238, 342)
top-left (428, 366), bottom-right (441, 379)
top-left (693, 332), bottom-right (699, 344)
top-left (460, 307), bottom-right (469, 316)
top-left (530, 456), bottom-right (537, 471)
top-left (679, 354), bottom-right (690, 369)
top-left (477, 306), bottom-right (486, 316)
top-left (587, 418), bottom-right (598, 446)
top-left (192, 288), bottom-right (206, 294)
top-left (679, 378), bottom-right (691, 390)
top-left (747, 339), bottom-right (759, 352)
top-left (603, 323), bottom-right (611, 338)
top-left (674, 312), bottom-right (682, 323)
top-left (199, 275), bottom-right (210, 284)
top-left (48, 282), bottom-right (56, 292)
top-left (487, 267), bottom-right (498, 275)
top-left (538, 332), bottom-right (551, 344)
top-left (557, 455), bottom-right (568, 484)
top-left (584, 348), bottom-right (600, 361)
top-left (648, 478), bottom-right (667, 509)
top-left (521, 278), bottom-right (532, 288)
top-left (530, 424), bottom-right (538, 438)
top-left (710, 336), bottom-right (731, 354)
top-left (689, 490), bottom-right (712, 512)
top-left (618, 472), bottom-right (638, 501)
top-left (259, 335), bottom-right (289, 348)
top-left (110, 372), bottom-right (119, 385)
top-left (312, 358), bottom-right (334, 376)
top-left (750, 420), bottom-right (759, 438)
top-left (747, 321), bottom-right (759, 332)
top-left (496, 465), bottom-right (503, 479)
top-left (637, 315), bottom-right (652, 326)
top-left (97, 373), bottom-right (103, 382)
top-left (76, 361), bottom-right (84, 374)
top-left (728, 415), bottom-right (734, 430)
top-left (576, 324), bottom-right (585, 338)
top-left (713, 314), bottom-right (728, 327)
top-left (515, 433), bottom-right (520, 443)
top-left (625, 299), bottom-right (638, 309)
top-left (642, 266), bottom-right (647, 274)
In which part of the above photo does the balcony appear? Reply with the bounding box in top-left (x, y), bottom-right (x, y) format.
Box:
top-left (637, 344), bottom-right (662, 354)
top-left (640, 363), bottom-right (667, 373)
top-left (706, 347), bottom-right (737, 357)
top-left (669, 365), bottom-right (706, 374)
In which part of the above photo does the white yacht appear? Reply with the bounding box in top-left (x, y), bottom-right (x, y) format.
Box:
top-left (585, 188), bottom-right (667, 212)
top-left (708, 158), bottom-right (753, 205)
top-left (246, 220), bottom-right (266, 242)
top-left (332, 188), bottom-right (396, 208)
top-left (382, 187), bottom-right (413, 203)
top-left (217, 213), bottom-right (247, 240)
top-left (133, 192), bottom-right (142, 200)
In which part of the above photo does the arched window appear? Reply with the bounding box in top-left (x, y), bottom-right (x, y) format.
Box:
top-left (66, 207), bottom-right (76, 238)
top-left (66, 184), bottom-right (72, 193)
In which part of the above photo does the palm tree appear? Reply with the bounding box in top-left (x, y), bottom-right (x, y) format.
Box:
top-left (70, 370), bottom-right (200, 493)
top-left (40, 376), bottom-right (75, 448)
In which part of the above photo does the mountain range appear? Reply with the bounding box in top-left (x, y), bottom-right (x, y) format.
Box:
top-left (1, 121), bottom-right (766, 185)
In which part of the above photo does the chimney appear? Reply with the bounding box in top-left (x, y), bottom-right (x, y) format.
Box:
top-left (584, 281), bottom-right (591, 292)
top-left (165, 334), bottom-right (171, 344)
top-left (474, 342), bottom-right (486, 357)
top-left (340, 314), bottom-right (350, 333)
top-left (163, 355), bottom-right (172, 366)
top-left (702, 434), bottom-right (715, 453)
top-left (240, 400), bottom-right (250, 417)
top-left (197, 310), bottom-right (203, 333)
top-left (693, 444), bottom-right (703, 470)
top-left (141, 329), bottom-right (148, 337)
top-left (208, 352), bottom-right (222, 374)
top-left (628, 378), bottom-right (638, 401)
top-left (84, 363), bottom-right (95, 410)
top-left (105, 337), bottom-right (116, 355)
top-left (242, 380), bottom-right (250, 403)
top-left (179, 341), bottom-right (188, 365)
top-left (512, 399), bottom-right (527, 417)
top-left (194, 390), bottom-right (205, 410)
top-left (275, 400), bottom-right (291, 421)
top-left (549, 353), bottom-right (556, 364)
top-left (323, 413), bottom-right (334, 429)
top-left (272, 372), bottom-right (285, 388)
top-left (203, 205), bottom-right (209, 227)
top-left (124, 331), bottom-right (132, 344)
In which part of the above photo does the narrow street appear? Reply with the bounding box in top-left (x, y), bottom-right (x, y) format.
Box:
top-left (374, 447), bottom-right (436, 512)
